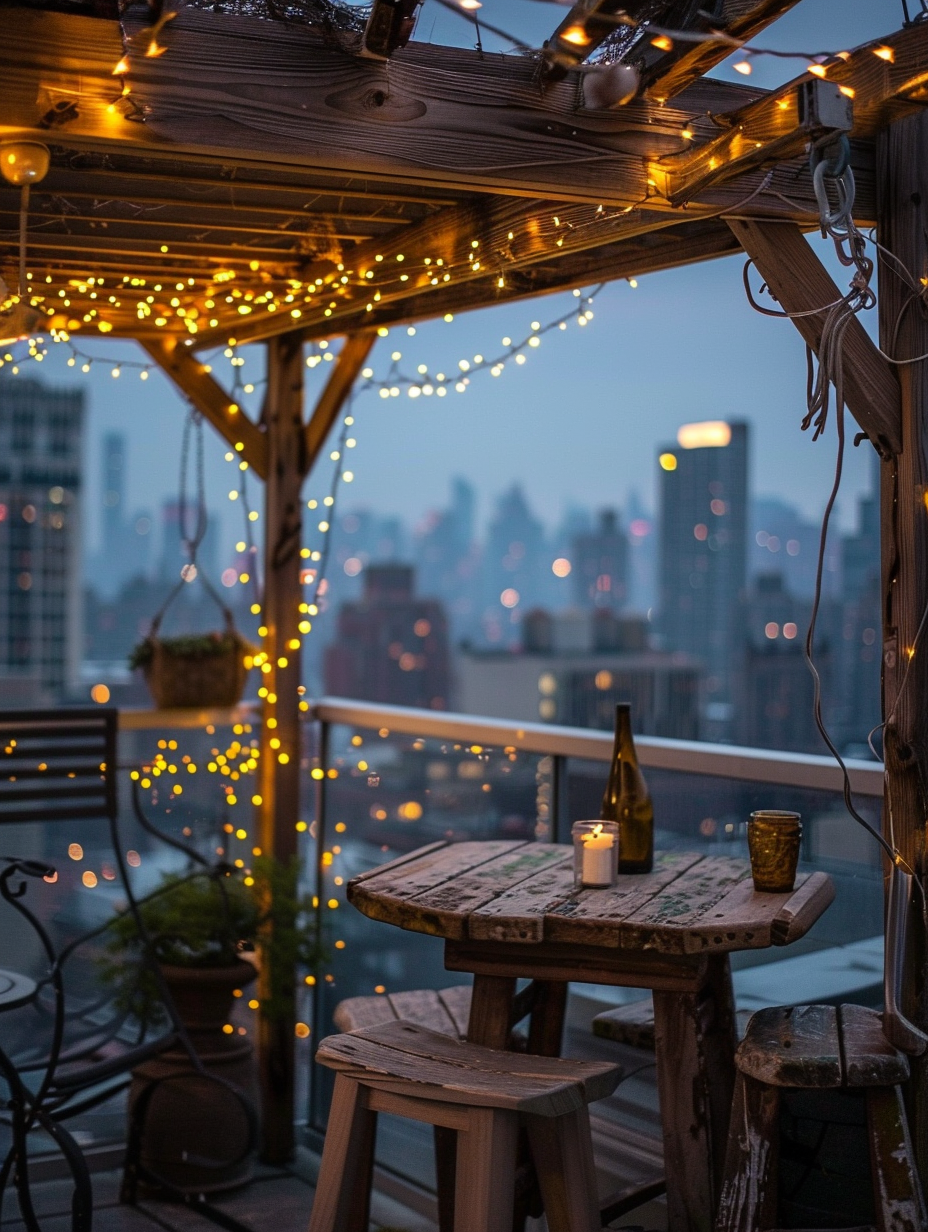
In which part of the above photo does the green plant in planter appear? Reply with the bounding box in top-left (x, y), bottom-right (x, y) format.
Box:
top-left (100, 860), bottom-right (322, 1027)
top-left (128, 631), bottom-right (249, 671)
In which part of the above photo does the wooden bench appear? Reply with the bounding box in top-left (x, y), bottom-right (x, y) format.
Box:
top-left (715, 1004), bottom-right (926, 1232)
top-left (333, 984), bottom-right (471, 1039)
top-left (593, 995), bottom-right (751, 1051)
top-left (309, 1020), bottom-right (621, 1232)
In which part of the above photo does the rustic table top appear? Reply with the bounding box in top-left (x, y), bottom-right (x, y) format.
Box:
top-left (347, 840), bottom-right (835, 957)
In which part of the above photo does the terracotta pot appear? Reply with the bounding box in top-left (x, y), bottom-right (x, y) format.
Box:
top-left (129, 958), bottom-right (259, 1194)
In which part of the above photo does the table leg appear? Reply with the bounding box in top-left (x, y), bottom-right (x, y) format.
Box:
top-left (467, 974), bottom-right (517, 1049)
top-left (652, 953), bottom-right (737, 1232)
top-left (527, 980), bottom-right (568, 1057)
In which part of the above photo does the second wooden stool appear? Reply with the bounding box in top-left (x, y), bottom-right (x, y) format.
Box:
top-left (715, 1003), bottom-right (927, 1231)
top-left (308, 1019), bottom-right (620, 1232)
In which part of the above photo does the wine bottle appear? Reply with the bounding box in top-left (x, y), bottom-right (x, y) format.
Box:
top-left (600, 703), bottom-right (654, 874)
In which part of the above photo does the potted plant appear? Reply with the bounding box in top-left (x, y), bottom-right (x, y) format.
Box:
top-left (129, 628), bottom-right (257, 710)
top-left (101, 862), bottom-right (320, 1193)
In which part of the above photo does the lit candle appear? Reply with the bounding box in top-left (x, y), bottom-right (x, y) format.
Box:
top-left (582, 823), bottom-right (615, 887)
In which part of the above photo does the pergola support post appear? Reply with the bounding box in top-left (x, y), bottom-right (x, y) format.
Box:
top-left (876, 110), bottom-right (928, 1185)
top-left (257, 331), bottom-right (306, 1165)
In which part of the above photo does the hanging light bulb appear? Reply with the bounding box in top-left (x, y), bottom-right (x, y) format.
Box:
top-left (0, 141), bottom-right (49, 345)
top-left (0, 142), bottom-right (50, 187)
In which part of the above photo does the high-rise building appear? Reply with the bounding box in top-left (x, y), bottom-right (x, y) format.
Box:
top-left (0, 376), bottom-right (84, 702)
top-left (91, 433), bottom-right (153, 597)
top-left (323, 564), bottom-right (450, 709)
top-left (571, 509), bottom-right (628, 610)
top-left (481, 484), bottom-right (547, 643)
top-left (415, 477), bottom-right (478, 640)
top-left (657, 420), bottom-right (748, 732)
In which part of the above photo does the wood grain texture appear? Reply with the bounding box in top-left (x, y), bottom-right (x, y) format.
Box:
top-left (351, 842), bottom-right (833, 955)
top-left (726, 220), bottom-right (902, 457)
top-left (315, 1021), bottom-right (620, 1115)
top-left (839, 1005), bottom-right (909, 1089)
top-left (866, 1084), bottom-right (928, 1232)
top-left (524, 1106), bottom-right (601, 1232)
top-left (455, 1108), bottom-right (519, 1232)
top-left (654, 19), bottom-right (928, 205)
top-left (652, 954), bottom-right (737, 1232)
top-left (735, 1005), bottom-right (841, 1089)
top-left (446, 937), bottom-right (708, 991)
top-left (715, 1073), bottom-right (780, 1232)
top-left (306, 1072), bottom-right (376, 1232)
top-left (256, 331), bottom-right (304, 1165)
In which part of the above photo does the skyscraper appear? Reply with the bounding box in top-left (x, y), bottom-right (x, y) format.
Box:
top-left (657, 420), bottom-right (748, 731)
top-left (571, 509), bottom-right (628, 610)
top-left (481, 484), bottom-right (547, 643)
top-left (324, 564), bottom-right (450, 709)
top-left (0, 376), bottom-right (84, 702)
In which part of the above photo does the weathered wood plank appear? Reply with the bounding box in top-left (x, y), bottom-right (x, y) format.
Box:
top-left (307, 1071), bottom-right (377, 1232)
top-left (316, 1021), bottom-right (620, 1115)
top-left (726, 220), bottom-right (902, 457)
top-left (545, 850), bottom-right (704, 947)
top-left (866, 1084), bottom-right (928, 1230)
top-left (347, 840), bottom-right (525, 935)
top-left (715, 1073), bottom-right (780, 1232)
top-left (770, 870), bottom-right (837, 946)
top-left (735, 1005), bottom-right (841, 1089)
top-left (438, 985), bottom-right (474, 1040)
top-left (347, 839), bottom-right (448, 885)
top-left (387, 989), bottom-right (460, 1037)
top-left (467, 860), bottom-right (575, 944)
top-left (617, 856), bottom-right (752, 952)
top-left (839, 1004), bottom-right (909, 1089)
top-left (446, 937), bottom-right (708, 992)
top-left (333, 992), bottom-right (399, 1034)
top-left (680, 869), bottom-right (812, 954)
top-left (406, 844), bottom-right (572, 940)
top-left (652, 19), bottom-right (928, 206)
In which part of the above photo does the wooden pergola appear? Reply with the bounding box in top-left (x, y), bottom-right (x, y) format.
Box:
top-left (4, 0), bottom-right (928, 1198)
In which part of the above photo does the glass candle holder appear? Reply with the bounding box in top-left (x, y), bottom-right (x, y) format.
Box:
top-left (572, 820), bottom-right (619, 889)
top-left (748, 810), bottom-right (802, 893)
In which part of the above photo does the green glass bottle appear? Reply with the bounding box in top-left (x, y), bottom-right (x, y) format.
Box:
top-left (600, 703), bottom-right (654, 874)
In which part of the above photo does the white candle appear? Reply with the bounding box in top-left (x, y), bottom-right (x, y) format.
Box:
top-left (582, 827), bottom-right (614, 886)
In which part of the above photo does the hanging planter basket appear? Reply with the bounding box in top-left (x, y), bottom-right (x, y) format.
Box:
top-left (131, 628), bottom-right (256, 710)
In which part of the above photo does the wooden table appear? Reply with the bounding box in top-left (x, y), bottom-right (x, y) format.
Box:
top-left (348, 840), bottom-right (835, 1232)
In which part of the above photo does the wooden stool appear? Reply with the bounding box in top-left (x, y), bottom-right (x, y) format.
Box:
top-left (308, 1019), bottom-right (620, 1232)
top-left (716, 1004), bottom-right (927, 1232)
top-left (333, 984), bottom-right (471, 1038)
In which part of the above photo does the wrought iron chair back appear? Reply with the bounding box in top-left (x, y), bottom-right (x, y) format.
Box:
top-left (0, 708), bottom-right (257, 1232)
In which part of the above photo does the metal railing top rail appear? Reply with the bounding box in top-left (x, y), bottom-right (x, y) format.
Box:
top-left (114, 696), bottom-right (884, 798)
top-left (310, 697), bottom-right (884, 799)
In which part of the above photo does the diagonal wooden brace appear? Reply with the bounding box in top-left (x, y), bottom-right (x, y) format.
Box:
top-left (727, 219), bottom-right (902, 457)
top-left (141, 336), bottom-right (269, 479)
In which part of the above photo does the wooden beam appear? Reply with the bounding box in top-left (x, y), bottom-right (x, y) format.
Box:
top-left (256, 331), bottom-right (305, 1165)
top-left (652, 19), bottom-right (928, 206)
top-left (0, 6), bottom-right (764, 210)
top-left (140, 337), bottom-right (268, 478)
top-left (543, 0), bottom-right (801, 104)
top-left (726, 219), bottom-right (902, 456)
top-left (876, 109), bottom-right (928, 1184)
top-left (295, 216), bottom-right (745, 341)
top-left (303, 332), bottom-right (377, 473)
top-left (642, 0), bottom-right (803, 102)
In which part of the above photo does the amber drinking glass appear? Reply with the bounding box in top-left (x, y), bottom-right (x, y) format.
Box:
top-left (748, 810), bottom-right (802, 893)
